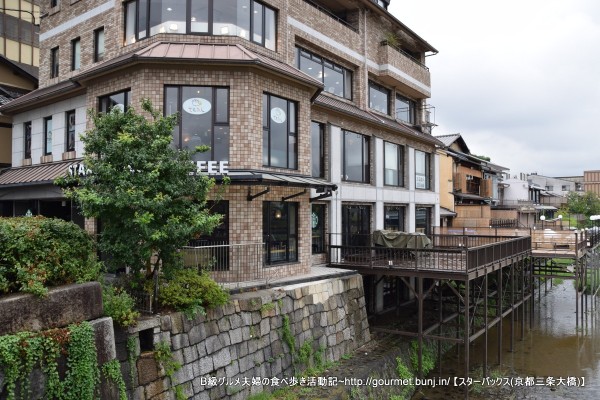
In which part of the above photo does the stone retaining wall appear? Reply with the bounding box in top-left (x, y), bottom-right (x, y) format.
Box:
top-left (119, 273), bottom-right (370, 400)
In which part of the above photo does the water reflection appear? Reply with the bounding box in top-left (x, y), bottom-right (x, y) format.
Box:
top-left (415, 281), bottom-right (600, 399)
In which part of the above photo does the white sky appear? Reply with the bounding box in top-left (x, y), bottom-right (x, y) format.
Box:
top-left (388, 0), bottom-right (600, 177)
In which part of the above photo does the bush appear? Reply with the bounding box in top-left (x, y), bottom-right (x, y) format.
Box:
top-left (158, 269), bottom-right (229, 319)
top-left (0, 217), bottom-right (101, 296)
top-left (102, 284), bottom-right (140, 327)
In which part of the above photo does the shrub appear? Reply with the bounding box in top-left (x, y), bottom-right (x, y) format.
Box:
top-left (102, 284), bottom-right (140, 327)
top-left (158, 268), bottom-right (229, 319)
top-left (0, 217), bottom-right (101, 296)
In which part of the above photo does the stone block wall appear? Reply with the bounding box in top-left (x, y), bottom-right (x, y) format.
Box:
top-left (118, 273), bottom-right (370, 400)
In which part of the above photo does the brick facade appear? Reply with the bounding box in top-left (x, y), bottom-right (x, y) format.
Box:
top-left (3, 0), bottom-right (442, 282)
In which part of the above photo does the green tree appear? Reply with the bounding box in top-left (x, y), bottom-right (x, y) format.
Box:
top-left (57, 99), bottom-right (222, 279)
top-left (563, 191), bottom-right (600, 226)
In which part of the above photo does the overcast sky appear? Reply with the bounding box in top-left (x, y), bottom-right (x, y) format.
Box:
top-left (389, 0), bottom-right (600, 178)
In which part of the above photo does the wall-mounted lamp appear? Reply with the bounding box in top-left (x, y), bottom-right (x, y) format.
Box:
top-left (274, 209), bottom-right (282, 219)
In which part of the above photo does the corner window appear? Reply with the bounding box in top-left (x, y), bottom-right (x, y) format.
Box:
top-left (24, 121), bottom-right (32, 159)
top-left (384, 142), bottom-right (404, 186)
top-left (44, 117), bottom-right (53, 156)
top-left (296, 47), bottom-right (352, 100)
top-left (94, 28), bottom-right (105, 62)
top-left (343, 130), bottom-right (369, 183)
top-left (311, 204), bottom-right (325, 254)
top-left (165, 86), bottom-right (230, 162)
top-left (50, 47), bottom-right (59, 78)
top-left (65, 110), bottom-right (76, 152)
top-left (384, 205), bottom-right (405, 232)
top-left (263, 202), bottom-right (298, 264)
top-left (395, 94), bottom-right (416, 124)
top-left (125, 0), bottom-right (276, 50)
top-left (262, 93), bottom-right (297, 169)
top-left (311, 121), bottom-right (324, 178)
top-left (99, 90), bottom-right (131, 114)
top-left (368, 81), bottom-right (389, 115)
top-left (415, 150), bottom-right (430, 190)
top-left (71, 38), bottom-right (80, 71)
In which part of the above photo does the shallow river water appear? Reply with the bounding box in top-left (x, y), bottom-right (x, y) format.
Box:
top-left (414, 280), bottom-right (600, 399)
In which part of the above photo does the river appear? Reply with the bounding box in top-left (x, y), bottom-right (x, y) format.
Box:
top-left (414, 279), bottom-right (600, 399)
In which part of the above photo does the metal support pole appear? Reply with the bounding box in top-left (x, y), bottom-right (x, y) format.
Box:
top-left (464, 279), bottom-right (470, 399)
top-left (510, 260), bottom-right (515, 352)
top-left (497, 268), bottom-right (503, 365)
top-left (484, 274), bottom-right (488, 377)
top-left (418, 276), bottom-right (423, 378)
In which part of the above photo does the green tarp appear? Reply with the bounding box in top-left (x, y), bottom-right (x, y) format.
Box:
top-left (372, 230), bottom-right (432, 249)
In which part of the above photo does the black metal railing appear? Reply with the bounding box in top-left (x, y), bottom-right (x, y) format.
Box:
top-left (302, 0), bottom-right (359, 32)
top-left (328, 233), bottom-right (531, 273)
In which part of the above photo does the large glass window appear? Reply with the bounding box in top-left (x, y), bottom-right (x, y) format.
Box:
top-left (24, 121), bottom-right (31, 159)
top-left (94, 28), bottom-right (105, 62)
top-left (50, 47), bottom-right (59, 78)
top-left (125, 0), bottom-right (276, 50)
top-left (165, 86), bottom-right (229, 162)
top-left (395, 94), bottom-right (416, 124)
top-left (65, 111), bottom-right (76, 152)
top-left (384, 205), bottom-right (405, 232)
top-left (43, 117), bottom-right (52, 156)
top-left (311, 121), bottom-right (324, 178)
top-left (368, 81), bottom-right (389, 114)
top-left (263, 93), bottom-right (296, 169)
top-left (415, 150), bottom-right (430, 190)
top-left (342, 204), bottom-right (371, 248)
top-left (263, 202), bottom-right (298, 264)
top-left (384, 141), bottom-right (403, 186)
top-left (311, 204), bottom-right (325, 254)
top-left (296, 47), bottom-right (352, 100)
top-left (99, 90), bottom-right (131, 114)
top-left (343, 130), bottom-right (369, 183)
top-left (71, 38), bottom-right (80, 71)
top-left (415, 207), bottom-right (431, 235)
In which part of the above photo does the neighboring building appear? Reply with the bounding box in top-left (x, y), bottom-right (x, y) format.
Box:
top-left (436, 133), bottom-right (507, 228)
top-left (0, 0), bottom-right (40, 67)
top-left (0, 2), bottom-right (40, 168)
top-left (584, 170), bottom-right (600, 196)
top-left (0, 0), bottom-right (441, 282)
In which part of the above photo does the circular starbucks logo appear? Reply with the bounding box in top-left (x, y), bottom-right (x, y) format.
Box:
top-left (312, 212), bottom-right (319, 229)
top-left (270, 107), bottom-right (286, 124)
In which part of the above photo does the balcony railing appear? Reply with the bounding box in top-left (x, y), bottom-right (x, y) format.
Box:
top-left (302, 0), bottom-right (358, 32)
top-left (328, 233), bottom-right (530, 273)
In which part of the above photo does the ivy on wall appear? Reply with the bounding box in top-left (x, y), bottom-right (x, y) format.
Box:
top-left (0, 321), bottom-right (126, 400)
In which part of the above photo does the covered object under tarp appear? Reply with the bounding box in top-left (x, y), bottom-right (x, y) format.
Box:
top-left (372, 230), bottom-right (432, 249)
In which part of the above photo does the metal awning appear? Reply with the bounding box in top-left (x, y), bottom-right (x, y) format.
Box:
top-left (440, 207), bottom-right (457, 217)
top-left (453, 192), bottom-right (488, 201)
top-left (0, 159), bottom-right (81, 188)
top-left (535, 205), bottom-right (558, 211)
top-left (219, 170), bottom-right (337, 192)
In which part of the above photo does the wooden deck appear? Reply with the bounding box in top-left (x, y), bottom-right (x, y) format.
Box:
top-left (329, 235), bottom-right (531, 279)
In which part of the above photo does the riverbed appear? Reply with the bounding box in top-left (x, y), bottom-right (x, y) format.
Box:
top-left (414, 280), bottom-right (600, 399)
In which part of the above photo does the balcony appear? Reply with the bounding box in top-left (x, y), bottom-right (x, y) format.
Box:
top-left (377, 42), bottom-right (431, 98)
top-left (328, 233), bottom-right (531, 277)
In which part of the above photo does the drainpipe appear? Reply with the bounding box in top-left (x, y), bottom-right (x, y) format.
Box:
top-left (363, 8), bottom-right (369, 109)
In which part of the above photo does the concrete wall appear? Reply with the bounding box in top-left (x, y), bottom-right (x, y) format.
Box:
top-left (119, 273), bottom-right (371, 400)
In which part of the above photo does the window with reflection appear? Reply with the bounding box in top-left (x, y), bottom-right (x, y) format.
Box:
top-left (124, 0), bottom-right (276, 50)
top-left (24, 121), bottom-right (31, 159)
top-left (50, 47), bottom-right (59, 78)
top-left (99, 90), bottom-right (131, 114)
top-left (296, 47), bottom-right (352, 100)
top-left (94, 28), bottom-right (105, 62)
top-left (165, 86), bottom-right (229, 162)
top-left (343, 130), bottom-right (369, 183)
top-left (395, 94), bottom-right (416, 124)
top-left (311, 204), bottom-right (325, 254)
top-left (311, 121), bottom-right (324, 178)
top-left (71, 38), bottom-right (80, 71)
top-left (384, 141), bottom-right (403, 186)
top-left (65, 111), bottom-right (76, 152)
top-left (384, 205), bottom-right (405, 232)
top-left (44, 116), bottom-right (52, 156)
top-left (263, 93), bottom-right (296, 169)
top-left (415, 207), bottom-right (431, 235)
top-left (415, 150), bottom-right (430, 190)
top-left (263, 202), bottom-right (298, 264)
top-left (368, 81), bottom-right (389, 114)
